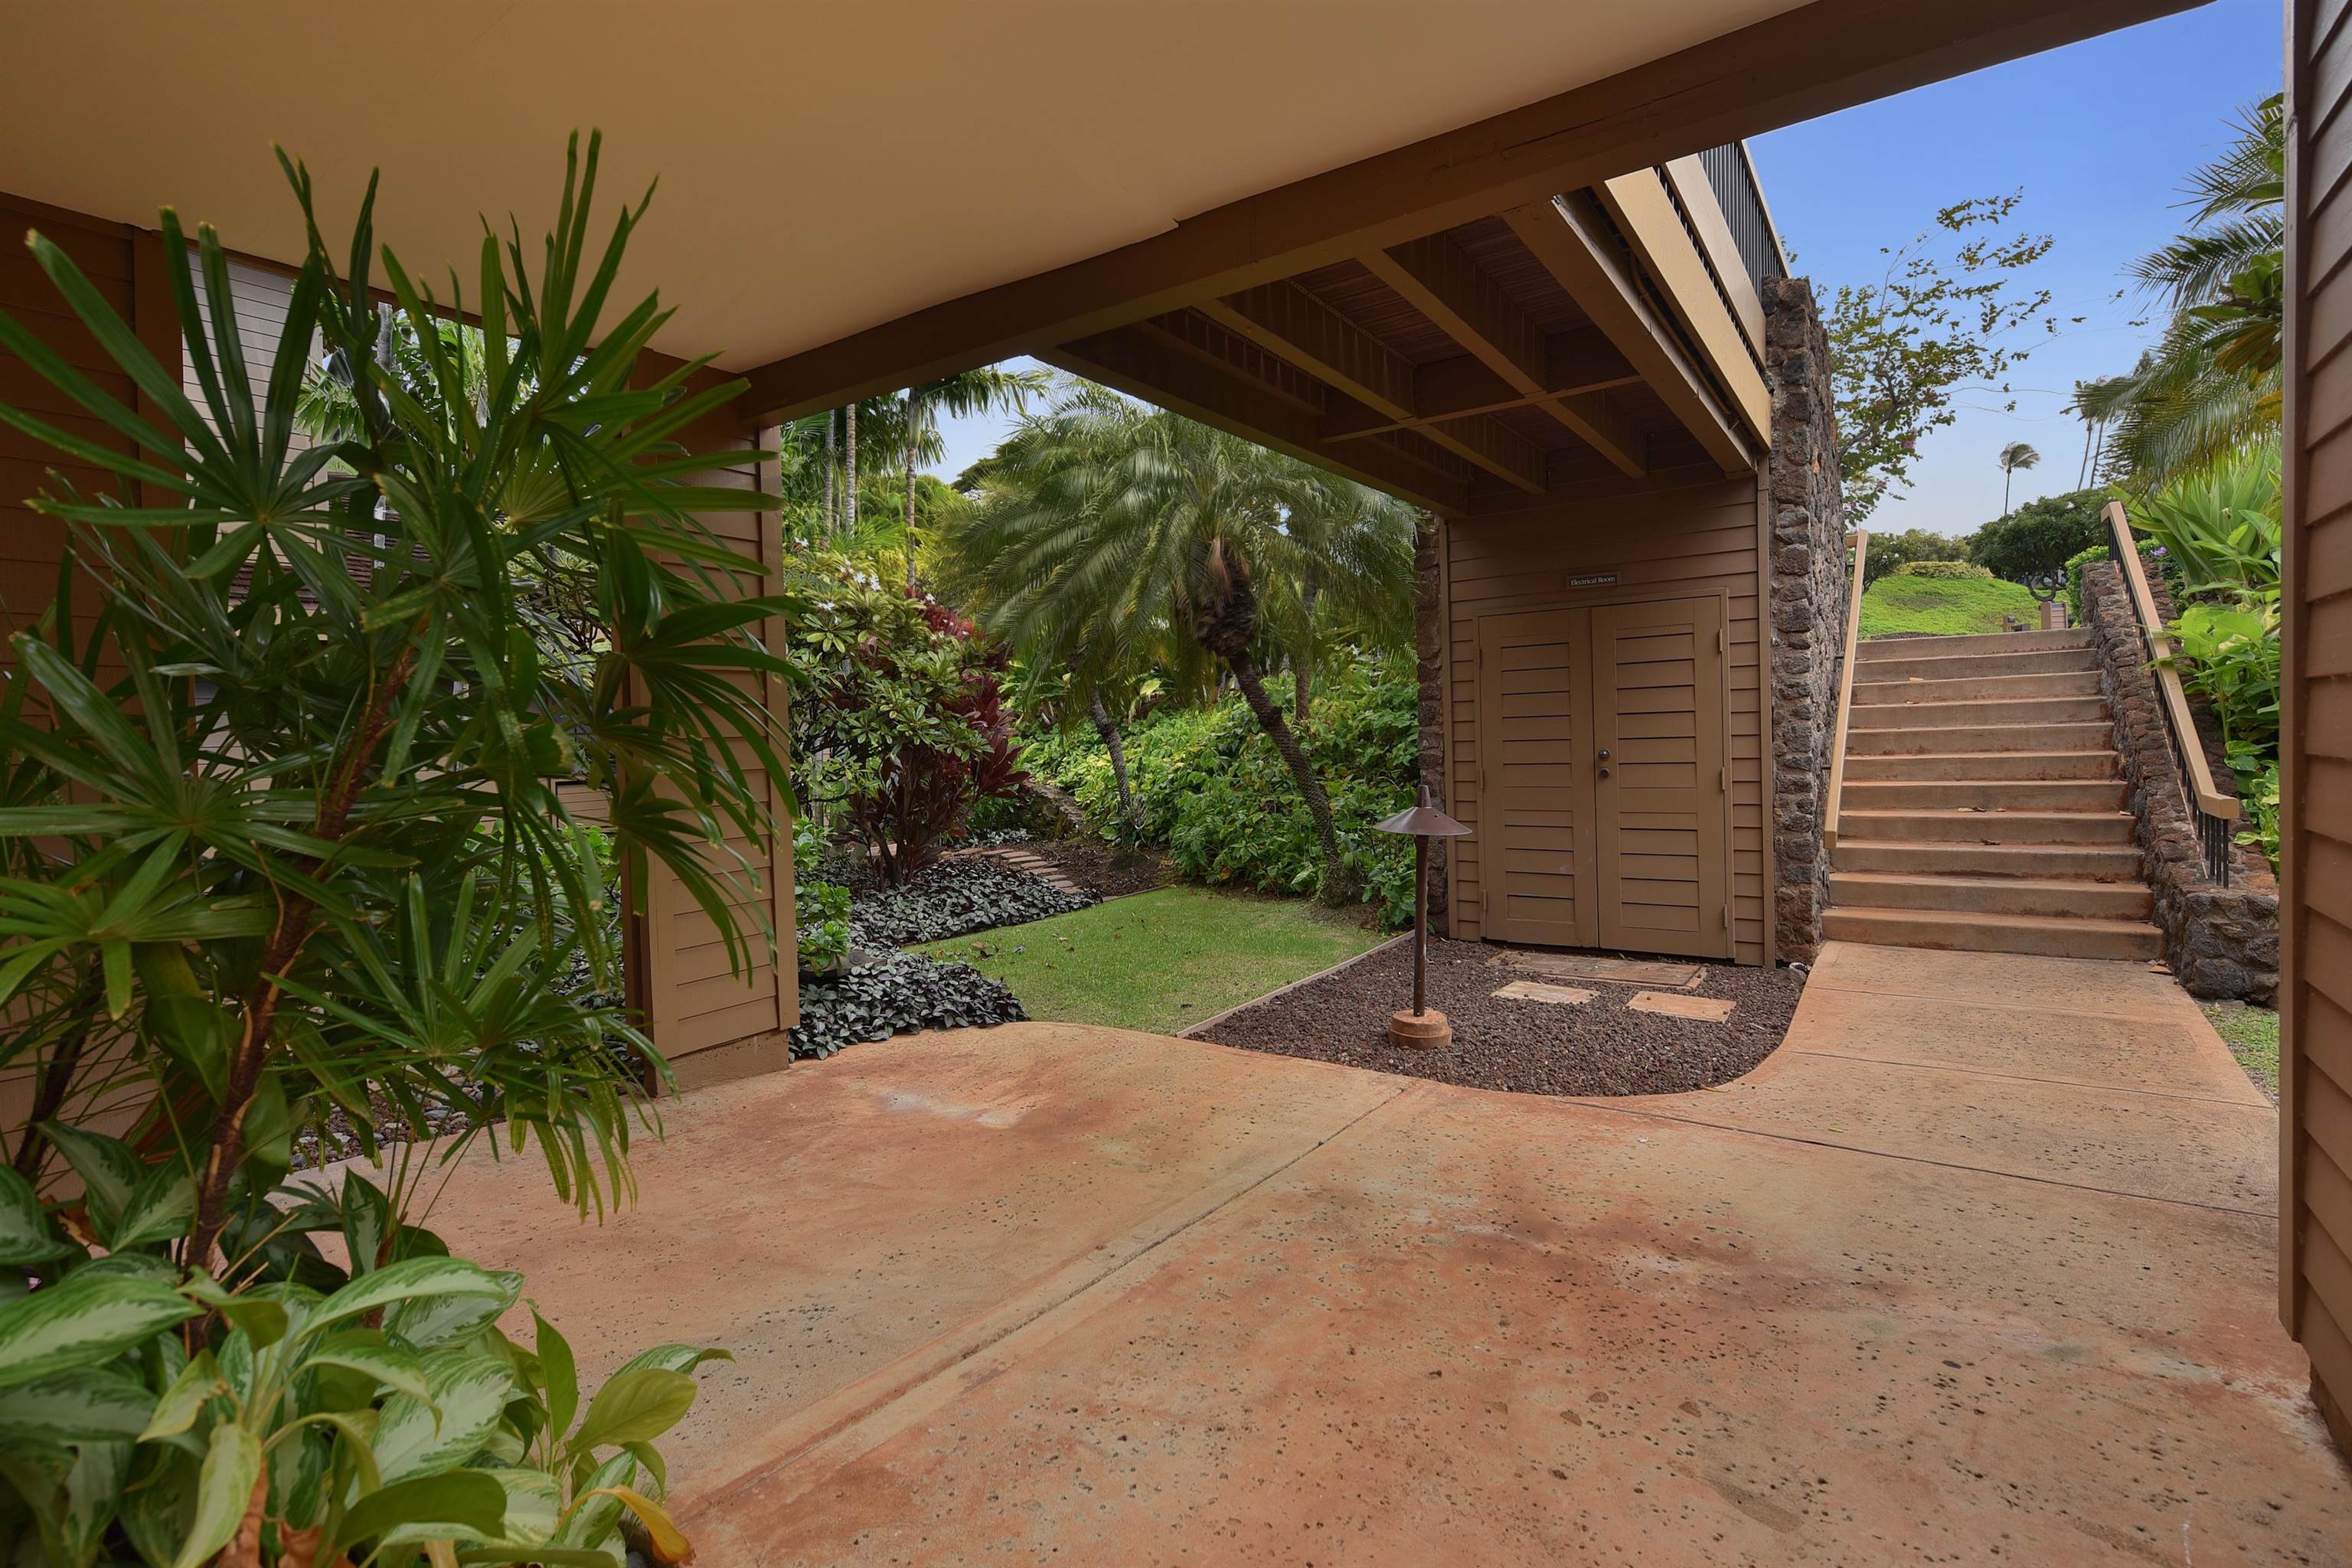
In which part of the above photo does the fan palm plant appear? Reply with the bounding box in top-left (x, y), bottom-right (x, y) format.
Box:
top-left (0, 136), bottom-right (786, 1562)
top-left (942, 387), bottom-right (1415, 902)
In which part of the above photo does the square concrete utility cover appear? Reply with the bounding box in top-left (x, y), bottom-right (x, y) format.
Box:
top-left (1627, 990), bottom-right (1736, 1022)
top-left (1492, 981), bottom-right (1597, 1005)
top-left (1496, 953), bottom-right (1705, 988)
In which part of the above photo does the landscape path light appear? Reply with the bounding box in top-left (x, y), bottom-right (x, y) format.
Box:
top-left (1372, 786), bottom-right (1471, 1050)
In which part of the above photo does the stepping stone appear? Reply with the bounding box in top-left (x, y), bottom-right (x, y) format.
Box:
top-left (1492, 981), bottom-right (1597, 1006)
top-left (1496, 953), bottom-right (1706, 989)
top-left (1626, 991), bottom-right (1735, 1022)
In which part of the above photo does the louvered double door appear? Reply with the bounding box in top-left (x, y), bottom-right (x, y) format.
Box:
top-left (1473, 596), bottom-right (1731, 958)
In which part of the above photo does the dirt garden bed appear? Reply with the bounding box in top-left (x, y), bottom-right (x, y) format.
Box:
top-left (1198, 937), bottom-right (1805, 1096)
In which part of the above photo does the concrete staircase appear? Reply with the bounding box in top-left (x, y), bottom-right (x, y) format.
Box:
top-left (1822, 629), bottom-right (2161, 960)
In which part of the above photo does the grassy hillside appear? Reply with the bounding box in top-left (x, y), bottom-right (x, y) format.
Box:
top-left (1859, 573), bottom-right (2041, 637)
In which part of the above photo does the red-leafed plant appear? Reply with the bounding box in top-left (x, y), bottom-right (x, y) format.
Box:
top-left (788, 560), bottom-right (1029, 884)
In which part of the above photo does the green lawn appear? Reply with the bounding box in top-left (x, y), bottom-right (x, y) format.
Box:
top-left (2202, 1001), bottom-right (2280, 1101)
top-left (1858, 573), bottom-right (2041, 637)
top-left (910, 885), bottom-right (1390, 1034)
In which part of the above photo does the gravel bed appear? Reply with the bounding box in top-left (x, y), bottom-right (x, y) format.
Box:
top-left (850, 858), bottom-right (1094, 947)
top-left (1199, 937), bottom-right (1805, 1096)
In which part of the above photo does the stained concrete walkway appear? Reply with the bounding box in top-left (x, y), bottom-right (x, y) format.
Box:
top-left (416, 942), bottom-right (2347, 1563)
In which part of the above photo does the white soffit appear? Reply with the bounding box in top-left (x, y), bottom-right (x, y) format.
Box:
top-left (0, 1), bottom-right (1802, 370)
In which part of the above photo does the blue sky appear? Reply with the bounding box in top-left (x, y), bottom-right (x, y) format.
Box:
top-left (933, 2), bottom-right (2283, 533)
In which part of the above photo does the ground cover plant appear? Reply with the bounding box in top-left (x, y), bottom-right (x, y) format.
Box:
top-left (788, 952), bottom-right (1025, 1060)
top-left (0, 137), bottom-right (774, 1563)
top-left (2203, 1000), bottom-right (2280, 1100)
top-left (912, 885), bottom-right (1387, 1035)
top-left (848, 858), bottom-right (1092, 949)
top-left (1857, 570), bottom-right (2040, 637)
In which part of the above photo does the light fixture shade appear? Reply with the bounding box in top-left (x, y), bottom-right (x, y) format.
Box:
top-left (1373, 794), bottom-right (1470, 838)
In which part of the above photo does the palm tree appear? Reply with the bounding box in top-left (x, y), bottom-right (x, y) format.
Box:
top-left (2086, 94), bottom-right (2284, 488)
top-left (900, 364), bottom-right (1048, 590)
top-left (942, 387), bottom-right (1416, 902)
top-left (1998, 441), bottom-right (2040, 516)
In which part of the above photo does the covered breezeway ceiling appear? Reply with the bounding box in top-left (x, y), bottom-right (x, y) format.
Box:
top-left (0, 0), bottom-right (2194, 404)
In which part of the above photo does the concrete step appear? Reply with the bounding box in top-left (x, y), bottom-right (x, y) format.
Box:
top-left (1828, 870), bottom-right (2153, 920)
top-left (1835, 807), bottom-right (2137, 844)
top-left (1821, 906), bottom-right (2163, 961)
top-left (1831, 838), bottom-right (2145, 881)
top-left (1843, 750), bottom-right (2118, 782)
top-left (1857, 646), bottom-right (2102, 683)
top-left (1846, 721), bottom-right (2115, 756)
top-left (1840, 778), bottom-right (2128, 812)
top-left (1850, 694), bottom-right (2108, 730)
top-left (1858, 629), bottom-right (2093, 659)
top-left (1852, 670), bottom-right (2103, 704)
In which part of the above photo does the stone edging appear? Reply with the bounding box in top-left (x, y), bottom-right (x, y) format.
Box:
top-left (1178, 932), bottom-right (1412, 1039)
top-left (2077, 560), bottom-right (2278, 1001)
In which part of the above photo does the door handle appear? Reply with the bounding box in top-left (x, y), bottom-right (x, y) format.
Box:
top-left (1596, 746), bottom-right (1611, 779)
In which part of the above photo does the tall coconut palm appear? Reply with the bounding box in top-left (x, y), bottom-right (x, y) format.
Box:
top-left (2086, 94), bottom-right (2284, 488)
top-left (900, 364), bottom-right (1048, 589)
top-left (1998, 441), bottom-right (2040, 516)
top-left (942, 387), bottom-right (1415, 902)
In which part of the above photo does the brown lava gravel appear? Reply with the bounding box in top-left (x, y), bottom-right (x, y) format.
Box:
top-left (1199, 936), bottom-right (1806, 1096)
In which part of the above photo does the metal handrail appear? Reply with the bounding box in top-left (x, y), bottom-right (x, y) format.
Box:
top-left (2103, 500), bottom-right (2241, 884)
top-left (1821, 529), bottom-right (1868, 851)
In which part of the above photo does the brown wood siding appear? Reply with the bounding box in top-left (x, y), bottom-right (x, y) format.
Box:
top-left (2287, 0), bottom-right (2352, 1455)
top-left (0, 195), bottom-right (156, 677)
top-left (1444, 467), bottom-right (1763, 962)
top-left (625, 408), bottom-right (797, 1076)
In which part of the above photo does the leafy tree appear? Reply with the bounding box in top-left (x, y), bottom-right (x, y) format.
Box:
top-left (941, 387), bottom-right (1416, 903)
top-left (2077, 95), bottom-right (2283, 488)
top-left (0, 135), bottom-right (774, 1563)
top-left (1860, 527), bottom-right (1968, 585)
top-left (786, 560), bottom-right (1026, 884)
top-left (1824, 194), bottom-right (2057, 524)
top-left (1967, 487), bottom-right (2112, 580)
top-left (1997, 439), bottom-right (2040, 516)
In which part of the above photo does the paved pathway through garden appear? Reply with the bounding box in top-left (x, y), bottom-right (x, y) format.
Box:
top-left (412, 942), bottom-right (2347, 1563)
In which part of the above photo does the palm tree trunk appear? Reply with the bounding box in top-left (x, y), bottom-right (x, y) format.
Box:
top-left (1226, 647), bottom-right (1358, 905)
top-left (1293, 579), bottom-right (1318, 727)
top-left (823, 411), bottom-right (837, 536)
top-left (2002, 468), bottom-right (2012, 517)
top-left (904, 389), bottom-right (922, 591)
top-left (844, 401), bottom-right (858, 535)
top-left (1088, 692), bottom-right (1138, 830)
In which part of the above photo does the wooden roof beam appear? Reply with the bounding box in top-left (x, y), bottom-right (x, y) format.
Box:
top-left (1504, 194), bottom-right (1754, 473)
top-left (1364, 234), bottom-right (1645, 475)
top-left (1201, 282), bottom-right (1543, 492)
top-left (1320, 330), bottom-right (1640, 439)
top-left (1044, 325), bottom-right (1472, 513)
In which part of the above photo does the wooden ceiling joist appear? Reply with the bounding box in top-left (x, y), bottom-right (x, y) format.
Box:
top-left (1044, 325), bottom-right (1472, 513)
top-left (1318, 330), bottom-right (1639, 440)
top-left (1201, 282), bottom-right (1544, 492)
top-left (1363, 234), bottom-right (1646, 476)
top-left (1504, 194), bottom-right (1755, 474)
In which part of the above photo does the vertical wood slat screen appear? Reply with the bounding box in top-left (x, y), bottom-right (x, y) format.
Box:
top-left (2285, 0), bottom-right (2352, 1456)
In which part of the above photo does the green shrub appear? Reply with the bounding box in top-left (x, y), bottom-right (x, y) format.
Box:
top-left (1968, 487), bottom-right (2114, 579)
top-left (1893, 560), bottom-right (1993, 580)
top-left (1024, 668), bottom-right (1419, 926)
top-left (2063, 537), bottom-right (2171, 624)
top-left (2127, 447), bottom-right (2282, 598)
top-left (1861, 527), bottom-right (1970, 584)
